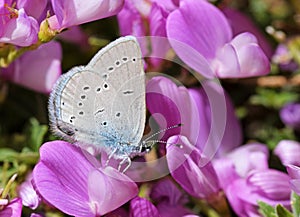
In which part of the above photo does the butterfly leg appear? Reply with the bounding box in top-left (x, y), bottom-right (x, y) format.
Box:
top-left (118, 156), bottom-right (131, 173)
top-left (105, 147), bottom-right (118, 167)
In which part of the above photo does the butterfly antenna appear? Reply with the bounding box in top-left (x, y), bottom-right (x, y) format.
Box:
top-left (144, 123), bottom-right (182, 142)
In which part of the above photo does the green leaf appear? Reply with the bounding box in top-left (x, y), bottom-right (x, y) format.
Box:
top-left (258, 201), bottom-right (277, 217)
top-left (291, 191), bottom-right (300, 217)
top-left (24, 118), bottom-right (48, 151)
top-left (276, 204), bottom-right (294, 217)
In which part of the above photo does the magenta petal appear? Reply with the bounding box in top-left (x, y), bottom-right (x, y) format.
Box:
top-left (146, 76), bottom-right (199, 144)
top-left (0, 8), bottom-right (38, 46)
top-left (88, 167), bottom-right (138, 215)
top-left (167, 0), bottom-right (232, 60)
top-left (166, 135), bottom-right (220, 198)
top-left (33, 141), bottom-right (97, 216)
top-left (0, 198), bottom-right (22, 217)
top-left (130, 197), bottom-right (160, 217)
top-left (274, 140), bottom-right (300, 166)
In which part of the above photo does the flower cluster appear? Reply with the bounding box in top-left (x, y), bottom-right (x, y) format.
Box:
top-left (1, 0), bottom-right (300, 217)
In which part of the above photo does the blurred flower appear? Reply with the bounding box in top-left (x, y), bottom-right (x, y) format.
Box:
top-left (217, 143), bottom-right (269, 178)
top-left (222, 8), bottom-right (273, 59)
top-left (166, 0), bottom-right (270, 78)
top-left (0, 198), bottom-right (22, 217)
top-left (0, 3), bottom-right (39, 46)
top-left (166, 135), bottom-right (220, 199)
top-left (146, 76), bottom-right (241, 159)
top-left (48, 0), bottom-right (124, 30)
top-left (33, 141), bottom-right (138, 216)
top-left (117, 0), bottom-right (172, 68)
top-left (1, 41), bottom-right (62, 93)
top-left (226, 169), bottom-right (291, 216)
top-left (274, 140), bottom-right (300, 166)
top-left (215, 143), bottom-right (290, 216)
top-left (286, 165), bottom-right (300, 195)
top-left (280, 102), bottom-right (300, 130)
top-left (130, 197), bottom-right (160, 217)
top-left (150, 178), bottom-right (192, 217)
top-left (18, 173), bottom-right (40, 209)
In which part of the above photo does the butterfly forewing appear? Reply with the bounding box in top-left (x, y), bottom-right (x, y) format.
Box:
top-left (87, 36), bottom-right (146, 145)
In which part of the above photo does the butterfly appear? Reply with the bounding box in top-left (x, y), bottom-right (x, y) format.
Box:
top-left (48, 36), bottom-right (153, 170)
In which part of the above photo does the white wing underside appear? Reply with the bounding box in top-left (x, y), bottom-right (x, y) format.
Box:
top-left (49, 36), bottom-right (146, 154)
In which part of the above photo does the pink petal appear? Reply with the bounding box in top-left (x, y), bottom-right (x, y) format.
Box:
top-left (188, 81), bottom-right (239, 159)
top-left (149, 3), bottom-right (170, 67)
top-left (166, 135), bottom-right (220, 198)
top-left (224, 143), bottom-right (269, 177)
top-left (17, 0), bottom-right (48, 21)
top-left (33, 141), bottom-right (98, 217)
top-left (167, 0), bottom-right (232, 60)
top-left (0, 198), bottom-right (22, 217)
top-left (213, 43), bottom-right (241, 77)
top-left (232, 33), bottom-right (270, 77)
top-left (130, 197), bottom-right (160, 217)
top-left (2, 41), bottom-right (62, 93)
top-left (18, 174), bottom-right (40, 209)
top-left (88, 167), bottom-right (138, 215)
top-left (49, 0), bottom-right (124, 30)
top-left (146, 76), bottom-right (199, 144)
top-left (274, 140), bottom-right (300, 166)
top-left (287, 164), bottom-right (300, 179)
top-left (0, 8), bottom-right (38, 46)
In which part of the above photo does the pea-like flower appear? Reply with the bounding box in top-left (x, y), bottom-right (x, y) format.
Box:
top-left (33, 141), bottom-right (138, 216)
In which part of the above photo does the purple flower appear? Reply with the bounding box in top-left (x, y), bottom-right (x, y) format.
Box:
top-left (166, 0), bottom-right (270, 78)
top-left (274, 140), bottom-right (300, 166)
top-left (150, 178), bottom-right (192, 217)
top-left (280, 103), bottom-right (300, 130)
top-left (273, 44), bottom-right (298, 71)
top-left (18, 173), bottom-right (40, 209)
top-left (0, 3), bottom-right (39, 46)
top-left (146, 76), bottom-right (241, 159)
top-left (33, 141), bottom-right (138, 216)
top-left (226, 169), bottom-right (291, 216)
top-left (0, 198), bottom-right (22, 217)
top-left (287, 165), bottom-right (300, 195)
top-left (48, 0), bottom-right (124, 30)
top-left (166, 135), bottom-right (220, 199)
top-left (1, 41), bottom-right (62, 93)
top-left (130, 197), bottom-right (160, 217)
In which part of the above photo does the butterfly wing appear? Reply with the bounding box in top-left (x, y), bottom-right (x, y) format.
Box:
top-left (87, 36), bottom-right (146, 145)
top-left (48, 36), bottom-right (145, 152)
